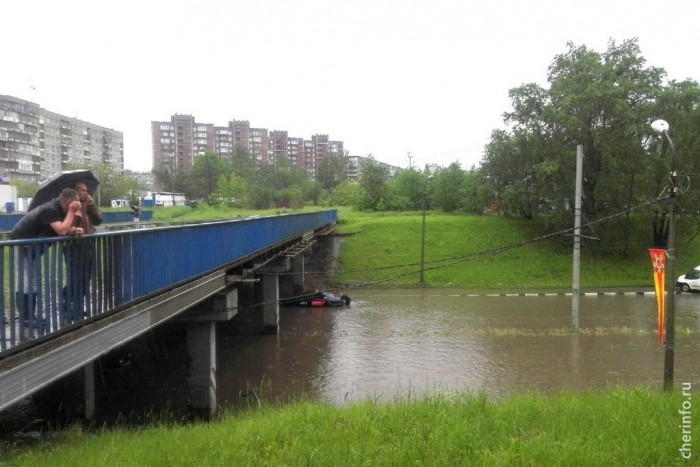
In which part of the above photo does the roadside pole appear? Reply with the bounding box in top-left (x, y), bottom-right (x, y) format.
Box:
top-left (572, 145), bottom-right (583, 332)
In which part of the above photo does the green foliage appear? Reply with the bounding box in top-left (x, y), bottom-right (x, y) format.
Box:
top-left (357, 156), bottom-right (389, 210)
top-left (482, 38), bottom-right (700, 252)
top-left (328, 180), bottom-right (364, 208)
top-left (433, 162), bottom-right (465, 212)
top-left (460, 168), bottom-right (489, 214)
top-left (188, 152), bottom-right (229, 200)
top-left (9, 179), bottom-right (37, 197)
top-left (388, 169), bottom-right (425, 210)
top-left (211, 173), bottom-right (247, 208)
top-left (316, 152), bottom-right (349, 190)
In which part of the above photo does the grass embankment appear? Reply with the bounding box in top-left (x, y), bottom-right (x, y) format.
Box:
top-left (2, 388), bottom-right (691, 466)
top-left (334, 210), bottom-right (700, 290)
top-left (151, 205), bottom-right (700, 290)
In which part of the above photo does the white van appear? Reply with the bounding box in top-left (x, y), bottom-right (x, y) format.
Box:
top-left (677, 266), bottom-right (700, 293)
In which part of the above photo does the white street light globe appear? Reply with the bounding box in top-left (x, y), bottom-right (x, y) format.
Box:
top-left (651, 119), bottom-right (670, 135)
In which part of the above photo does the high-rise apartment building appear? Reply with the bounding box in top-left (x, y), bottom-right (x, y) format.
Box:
top-left (0, 95), bottom-right (123, 184)
top-left (152, 114), bottom-right (344, 179)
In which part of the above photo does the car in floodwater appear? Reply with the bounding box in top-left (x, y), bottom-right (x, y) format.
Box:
top-left (280, 291), bottom-right (350, 307)
top-left (677, 266), bottom-right (700, 293)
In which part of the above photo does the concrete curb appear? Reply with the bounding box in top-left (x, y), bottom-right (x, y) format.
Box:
top-left (459, 291), bottom-right (658, 298)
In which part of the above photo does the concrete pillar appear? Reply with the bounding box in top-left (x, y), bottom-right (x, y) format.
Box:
top-left (83, 362), bottom-right (95, 420)
top-left (291, 255), bottom-right (305, 295)
top-left (186, 321), bottom-right (216, 418)
top-left (262, 273), bottom-right (279, 334)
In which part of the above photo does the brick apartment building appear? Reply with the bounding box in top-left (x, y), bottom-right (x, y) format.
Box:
top-left (151, 114), bottom-right (344, 179)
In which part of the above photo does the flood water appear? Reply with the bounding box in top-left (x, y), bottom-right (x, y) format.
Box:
top-left (218, 289), bottom-right (700, 406)
top-left (2, 289), bottom-right (699, 435)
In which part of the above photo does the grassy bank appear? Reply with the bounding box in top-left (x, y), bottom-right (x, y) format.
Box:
top-left (149, 205), bottom-right (700, 289)
top-left (334, 210), bottom-right (700, 290)
top-left (1, 388), bottom-right (691, 466)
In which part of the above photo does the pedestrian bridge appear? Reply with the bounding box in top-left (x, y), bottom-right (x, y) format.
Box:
top-left (0, 210), bottom-right (337, 417)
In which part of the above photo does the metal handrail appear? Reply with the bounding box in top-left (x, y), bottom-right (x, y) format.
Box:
top-left (0, 210), bottom-right (336, 354)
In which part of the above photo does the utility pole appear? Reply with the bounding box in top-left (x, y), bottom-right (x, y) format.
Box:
top-left (419, 175), bottom-right (433, 285)
top-left (572, 145), bottom-right (583, 332)
top-left (407, 152), bottom-right (413, 170)
top-left (651, 119), bottom-right (677, 391)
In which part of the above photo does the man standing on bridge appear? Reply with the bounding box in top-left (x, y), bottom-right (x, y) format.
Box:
top-left (10, 188), bottom-right (83, 330)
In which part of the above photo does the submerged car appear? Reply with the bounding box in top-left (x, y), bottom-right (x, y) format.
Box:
top-left (281, 291), bottom-right (350, 307)
top-left (677, 266), bottom-right (700, 293)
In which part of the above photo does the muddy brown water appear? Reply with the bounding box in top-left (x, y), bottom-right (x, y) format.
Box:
top-left (217, 289), bottom-right (700, 406)
top-left (2, 289), bottom-right (699, 435)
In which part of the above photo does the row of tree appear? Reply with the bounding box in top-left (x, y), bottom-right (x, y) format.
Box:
top-left (480, 38), bottom-right (700, 249)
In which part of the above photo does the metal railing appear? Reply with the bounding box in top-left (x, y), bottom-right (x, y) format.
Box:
top-left (0, 210), bottom-right (336, 354)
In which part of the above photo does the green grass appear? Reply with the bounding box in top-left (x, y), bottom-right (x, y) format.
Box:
top-left (1, 388), bottom-right (691, 466)
top-left (334, 210), bottom-right (700, 290)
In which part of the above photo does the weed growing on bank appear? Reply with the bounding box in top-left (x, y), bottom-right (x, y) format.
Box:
top-left (0, 388), bottom-right (691, 466)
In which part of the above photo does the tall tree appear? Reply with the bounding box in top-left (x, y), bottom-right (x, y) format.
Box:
top-left (357, 156), bottom-right (389, 210)
top-left (433, 162), bottom-right (465, 213)
top-left (390, 169), bottom-right (424, 210)
top-left (188, 152), bottom-right (229, 200)
top-left (483, 38), bottom-right (675, 248)
top-left (316, 152), bottom-right (349, 191)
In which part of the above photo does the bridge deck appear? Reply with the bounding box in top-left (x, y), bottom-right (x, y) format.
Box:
top-left (0, 210), bottom-right (336, 411)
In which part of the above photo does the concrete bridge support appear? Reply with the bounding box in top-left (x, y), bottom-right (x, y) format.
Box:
top-left (291, 255), bottom-right (305, 295)
top-left (186, 321), bottom-right (216, 419)
top-left (83, 363), bottom-right (95, 420)
top-left (179, 288), bottom-right (239, 418)
top-left (262, 274), bottom-right (279, 334)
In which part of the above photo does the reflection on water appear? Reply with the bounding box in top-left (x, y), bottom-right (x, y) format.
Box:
top-left (218, 289), bottom-right (700, 405)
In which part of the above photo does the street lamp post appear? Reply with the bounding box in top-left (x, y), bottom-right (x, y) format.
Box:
top-left (169, 153), bottom-right (176, 207)
top-left (419, 175), bottom-right (434, 285)
top-left (651, 119), bottom-right (677, 391)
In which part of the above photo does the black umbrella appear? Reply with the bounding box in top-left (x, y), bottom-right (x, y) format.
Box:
top-left (28, 170), bottom-right (99, 211)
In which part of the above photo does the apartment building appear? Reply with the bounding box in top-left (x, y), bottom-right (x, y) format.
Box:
top-left (152, 114), bottom-right (344, 179)
top-left (347, 155), bottom-right (401, 181)
top-left (0, 95), bottom-right (123, 184)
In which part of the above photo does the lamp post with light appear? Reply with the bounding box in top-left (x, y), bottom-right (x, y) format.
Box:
top-left (419, 175), bottom-right (434, 285)
top-left (651, 119), bottom-right (677, 391)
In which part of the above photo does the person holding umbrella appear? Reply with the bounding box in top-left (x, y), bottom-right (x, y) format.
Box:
top-left (73, 181), bottom-right (102, 233)
top-left (66, 181), bottom-right (103, 320)
top-left (10, 188), bottom-right (83, 328)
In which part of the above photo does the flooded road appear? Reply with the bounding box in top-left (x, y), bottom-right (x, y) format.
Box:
top-left (218, 290), bottom-right (700, 406)
top-left (3, 289), bottom-right (699, 436)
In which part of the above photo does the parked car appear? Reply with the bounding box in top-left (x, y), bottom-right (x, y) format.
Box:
top-left (677, 266), bottom-right (700, 293)
top-left (281, 291), bottom-right (350, 307)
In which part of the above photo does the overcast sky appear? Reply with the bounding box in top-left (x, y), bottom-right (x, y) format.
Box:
top-left (3, 0), bottom-right (698, 173)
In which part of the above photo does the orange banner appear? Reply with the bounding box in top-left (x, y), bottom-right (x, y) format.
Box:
top-left (649, 249), bottom-right (666, 345)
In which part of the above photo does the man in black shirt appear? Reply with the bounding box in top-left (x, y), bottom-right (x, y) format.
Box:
top-left (11, 188), bottom-right (83, 328)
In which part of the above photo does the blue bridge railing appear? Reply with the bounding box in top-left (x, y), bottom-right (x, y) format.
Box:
top-left (0, 210), bottom-right (336, 354)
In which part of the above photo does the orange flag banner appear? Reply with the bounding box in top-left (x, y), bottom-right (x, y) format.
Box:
top-left (649, 249), bottom-right (666, 345)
